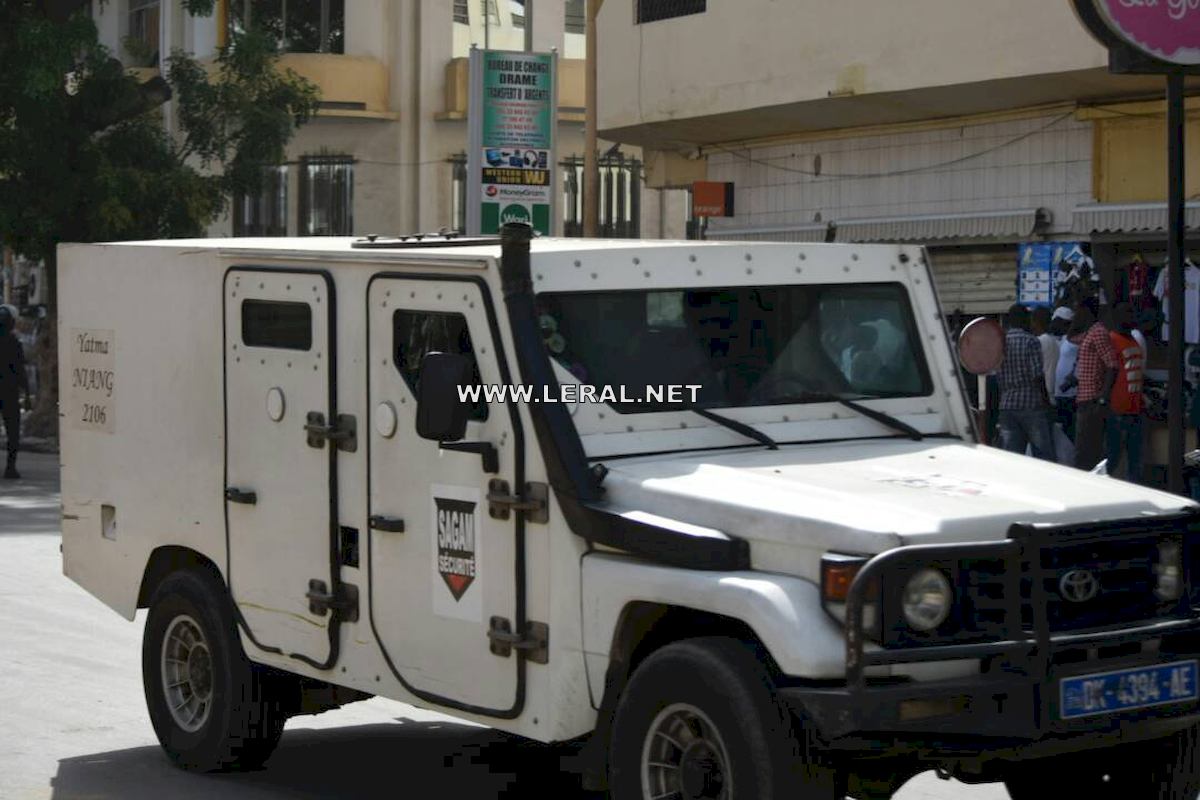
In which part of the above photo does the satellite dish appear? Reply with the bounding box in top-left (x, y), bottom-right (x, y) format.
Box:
top-left (957, 317), bottom-right (1005, 375)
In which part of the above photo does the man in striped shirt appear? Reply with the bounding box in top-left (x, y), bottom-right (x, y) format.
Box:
top-left (1071, 304), bottom-right (1119, 471)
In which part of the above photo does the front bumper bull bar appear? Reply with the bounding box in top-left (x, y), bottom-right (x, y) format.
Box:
top-left (781, 511), bottom-right (1200, 752)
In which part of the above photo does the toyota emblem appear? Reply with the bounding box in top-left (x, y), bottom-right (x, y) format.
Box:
top-left (1059, 569), bottom-right (1101, 603)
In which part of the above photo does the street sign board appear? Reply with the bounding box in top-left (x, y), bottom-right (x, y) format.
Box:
top-left (692, 181), bottom-right (735, 217)
top-left (466, 49), bottom-right (558, 236)
top-left (1074, 0), bottom-right (1200, 68)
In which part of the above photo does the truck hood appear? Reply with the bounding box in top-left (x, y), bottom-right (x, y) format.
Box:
top-left (599, 438), bottom-right (1196, 558)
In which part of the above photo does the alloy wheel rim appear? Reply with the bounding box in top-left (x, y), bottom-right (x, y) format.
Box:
top-left (641, 702), bottom-right (732, 800)
top-left (160, 614), bottom-right (214, 733)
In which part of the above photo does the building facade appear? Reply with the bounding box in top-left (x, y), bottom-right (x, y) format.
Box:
top-left (598, 0), bottom-right (1200, 315)
top-left (86, 0), bottom-right (673, 240)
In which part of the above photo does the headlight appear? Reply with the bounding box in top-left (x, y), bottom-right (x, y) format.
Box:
top-left (902, 568), bottom-right (953, 632)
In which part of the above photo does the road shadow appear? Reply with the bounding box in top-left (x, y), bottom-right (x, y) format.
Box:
top-left (0, 479), bottom-right (59, 534)
top-left (0, 451), bottom-right (59, 534)
top-left (51, 719), bottom-right (600, 800)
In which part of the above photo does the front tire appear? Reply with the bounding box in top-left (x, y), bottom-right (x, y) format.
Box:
top-left (1004, 727), bottom-right (1200, 800)
top-left (142, 569), bottom-right (285, 771)
top-left (608, 636), bottom-right (840, 800)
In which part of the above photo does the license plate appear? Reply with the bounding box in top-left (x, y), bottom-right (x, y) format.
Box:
top-left (1059, 660), bottom-right (1199, 719)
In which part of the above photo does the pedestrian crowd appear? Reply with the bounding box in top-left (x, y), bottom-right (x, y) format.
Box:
top-left (993, 297), bottom-right (1147, 482)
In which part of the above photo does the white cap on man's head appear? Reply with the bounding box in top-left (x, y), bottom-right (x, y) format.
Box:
top-left (1051, 307), bottom-right (1074, 322)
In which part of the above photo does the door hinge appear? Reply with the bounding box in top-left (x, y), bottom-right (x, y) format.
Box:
top-left (306, 579), bottom-right (359, 622)
top-left (486, 480), bottom-right (549, 523)
top-left (487, 617), bottom-right (549, 664)
top-left (305, 412), bottom-right (357, 452)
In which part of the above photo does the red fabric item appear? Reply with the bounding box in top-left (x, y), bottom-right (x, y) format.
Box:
top-left (1076, 322), bottom-right (1119, 403)
top-left (1128, 258), bottom-right (1150, 311)
top-left (1108, 331), bottom-right (1144, 415)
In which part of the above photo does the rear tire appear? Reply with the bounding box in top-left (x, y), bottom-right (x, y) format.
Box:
top-left (608, 636), bottom-right (841, 800)
top-left (142, 569), bottom-right (285, 771)
top-left (1004, 727), bottom-right (1200, 800)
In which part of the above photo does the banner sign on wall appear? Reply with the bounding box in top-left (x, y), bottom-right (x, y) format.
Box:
top-left (467, 49), bottom-right (558, 236)
top-left (1017, 243), bottom-right (1055, 307)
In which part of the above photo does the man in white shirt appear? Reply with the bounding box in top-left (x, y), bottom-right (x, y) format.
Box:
top-left (1051, 306), bottom-right (1078, 440)
top-left (1032, 307), bottom-right (1059, 400)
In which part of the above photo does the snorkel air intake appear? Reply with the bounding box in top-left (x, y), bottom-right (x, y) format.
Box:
top-left (498, 222), bottom-right (603, 504)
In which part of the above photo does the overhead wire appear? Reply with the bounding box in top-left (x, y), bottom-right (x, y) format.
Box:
top-left (707, 110), bottom-right (1077, 181)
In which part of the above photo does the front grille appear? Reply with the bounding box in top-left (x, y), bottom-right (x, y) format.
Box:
top-left (961, 534), bottom-right (1175, 637)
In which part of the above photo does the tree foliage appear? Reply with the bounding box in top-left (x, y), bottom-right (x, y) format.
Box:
top-left (0, 0), bottom-right (320, 275)
top-left (0, 0), bottom-right (320, 434)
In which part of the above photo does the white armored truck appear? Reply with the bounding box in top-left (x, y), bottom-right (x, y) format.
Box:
top-left (60, 226), bottom-right (1200, 798)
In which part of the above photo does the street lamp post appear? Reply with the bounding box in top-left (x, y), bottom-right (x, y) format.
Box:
top-left (583, 0), bottom-right (603, 238)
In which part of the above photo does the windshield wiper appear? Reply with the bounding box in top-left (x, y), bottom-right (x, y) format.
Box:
top-left (685, 406), bottom-right (779, 450)
top-left (771, 392), bottom-right (924, 441)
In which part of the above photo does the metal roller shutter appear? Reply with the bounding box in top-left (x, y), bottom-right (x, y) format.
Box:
top-left (926, 247), bottom-right (1017, 316)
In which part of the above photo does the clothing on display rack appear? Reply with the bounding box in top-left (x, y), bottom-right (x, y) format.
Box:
top-left (1053, 245), bottom-right (1106, 309)
top-left (1152, 258), bottom-right (1200, 344)
top-left (1115, 254), bottom-right (1153, 313)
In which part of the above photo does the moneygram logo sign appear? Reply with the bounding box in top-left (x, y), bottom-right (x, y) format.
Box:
top-left (1090, 0), bottom-right (1200, 65)
top-left (500, 204), bottom-right (532, 226)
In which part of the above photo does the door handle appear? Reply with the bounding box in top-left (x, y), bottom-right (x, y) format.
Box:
top-left (369, 515), bottom-right (405, 533)
top-left (225, 487), bottom-right (258, 505)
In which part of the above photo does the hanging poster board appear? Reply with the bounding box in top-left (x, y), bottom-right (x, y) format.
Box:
top-left (466, 49), bottom-right (558, 236)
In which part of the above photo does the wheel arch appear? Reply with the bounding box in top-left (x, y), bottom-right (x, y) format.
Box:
top-left (575, 553), bottom-right (847, 790)
top-left (137, 545), bottom-right (227, 609)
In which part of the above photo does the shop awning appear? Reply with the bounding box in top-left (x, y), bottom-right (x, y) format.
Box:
top-left (1073, 202), bottom-right (1200, 234)
top-left (832, 208), bottom-right (1049, 243)
top-left (704, 222), bottom-right (831, 242)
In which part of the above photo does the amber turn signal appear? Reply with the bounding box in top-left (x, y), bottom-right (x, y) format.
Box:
top-left (821, 555), bottom-right (868, 603)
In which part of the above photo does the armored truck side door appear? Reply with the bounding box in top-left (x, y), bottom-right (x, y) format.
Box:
top-left (223, 268), bottom-right (339, 664)
top-left (366, 274), bottom-right (522, 713)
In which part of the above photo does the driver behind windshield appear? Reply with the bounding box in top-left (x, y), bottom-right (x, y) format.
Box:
top-left (682, 289), bottom-right (770, 405)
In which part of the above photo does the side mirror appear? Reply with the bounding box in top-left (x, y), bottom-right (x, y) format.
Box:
top-left (415, 352), bottom-right (474, 442)
top-left (956, 317), bottom-right (1005, 375)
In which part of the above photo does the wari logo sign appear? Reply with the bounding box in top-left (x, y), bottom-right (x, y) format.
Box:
top-left (467, 50), bottom-right (557, 236)
top-left (1078, 0), bottom-right (1200, 65)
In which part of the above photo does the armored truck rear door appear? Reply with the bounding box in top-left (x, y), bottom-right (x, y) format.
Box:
top-left (223, 269), bottom-right (337, 665)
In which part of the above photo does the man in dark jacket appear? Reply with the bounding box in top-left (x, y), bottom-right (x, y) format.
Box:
top-left (0, 306), bottom-right (30, 479)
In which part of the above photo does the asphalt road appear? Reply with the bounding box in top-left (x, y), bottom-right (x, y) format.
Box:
top-left (0, 451), bottom-right (1007, 800)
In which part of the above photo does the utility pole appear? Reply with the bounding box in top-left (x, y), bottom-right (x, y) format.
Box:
top-left (1167, 72), bottom-right (1187, 494)
top-left (583, 0), bottom-right (603, 237)
top-left (524, 0), bottom-right (533, 52)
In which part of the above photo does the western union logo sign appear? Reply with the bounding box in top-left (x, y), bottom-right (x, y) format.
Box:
top-left (482, 167), bottom-right (549, 186)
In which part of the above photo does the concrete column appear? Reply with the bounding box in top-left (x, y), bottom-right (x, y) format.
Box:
top-left (90, 0), bottom-right (122, 53)
top-left (345, 0), bottom-right (387, 59)
top-left (529, 0), bottom-right (564, 53)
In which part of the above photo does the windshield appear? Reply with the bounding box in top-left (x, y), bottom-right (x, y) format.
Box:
top-left (535, 283), bottom-right (931, 412)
